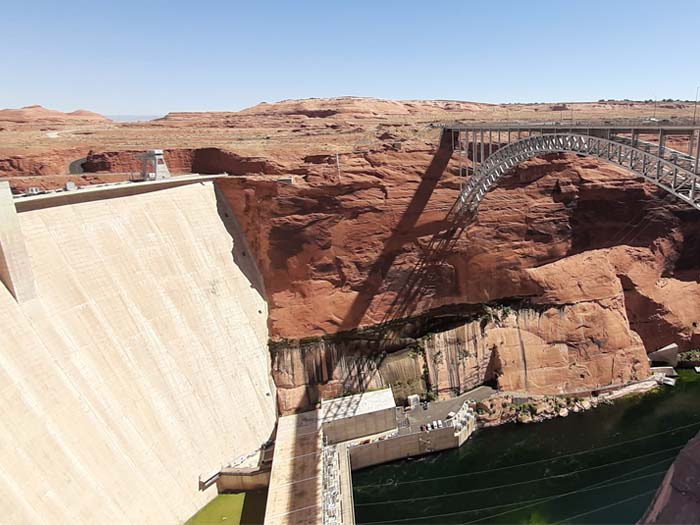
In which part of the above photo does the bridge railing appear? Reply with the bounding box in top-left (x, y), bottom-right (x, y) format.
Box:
top-left (455, 132), bottom-right (700, 213)
top-left (445, 123), bottom-right (700, 177)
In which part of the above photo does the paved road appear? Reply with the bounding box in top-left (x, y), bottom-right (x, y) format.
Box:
top-left (405, 385), bottom-right (496, 429)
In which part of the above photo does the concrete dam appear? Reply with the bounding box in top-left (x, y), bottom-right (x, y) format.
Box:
top-left (0, 179), bottom-right (277, 523)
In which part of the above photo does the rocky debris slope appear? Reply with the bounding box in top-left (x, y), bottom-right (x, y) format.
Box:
top-left (474, 393), bottom-right (606, 427)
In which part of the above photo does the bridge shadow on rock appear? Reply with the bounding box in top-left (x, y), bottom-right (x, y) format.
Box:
top-left (326, 200), bottom-right (476, 411)
top-left (379, 201), bottom-right (475, 325)
top-left (338, 130), bottom-right (457, 332)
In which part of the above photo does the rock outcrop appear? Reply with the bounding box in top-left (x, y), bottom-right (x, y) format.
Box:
top-left (0, 147), bottom-right (91, 178)
top-left (216, 140), bottom-right (698, 413)
top-left (4, 97), bottom-right (699, 416)
top-left (640, 431), bottom-right (700, 524)
top-left (218, 147), bottom-right (700, 345)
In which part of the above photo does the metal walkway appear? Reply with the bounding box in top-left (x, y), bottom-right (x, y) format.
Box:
top-left (442, 124), bottom-right (700, 214)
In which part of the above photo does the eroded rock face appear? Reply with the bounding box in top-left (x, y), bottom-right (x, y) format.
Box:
top-left (424, 320), bottom-right (496, 399)
top-left (217, 142), bottom-right (699, 413)
top-left (640, 431), bottom-right (700, 524)
top-left (424, 294), bottom-right (649, 399)
top-left (80, 147), bottom-right (287, 177)
top-left (0, 148), bottom-right (90, 178)
top-left (218, 146), bottom-right (700, 343)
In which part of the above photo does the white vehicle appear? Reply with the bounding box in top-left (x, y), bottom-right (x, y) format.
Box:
top-left (437, 420), bottom-right (444, 428)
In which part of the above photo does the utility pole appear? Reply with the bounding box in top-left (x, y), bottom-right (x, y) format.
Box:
top-left (693, 86), bottom-right (699, 125)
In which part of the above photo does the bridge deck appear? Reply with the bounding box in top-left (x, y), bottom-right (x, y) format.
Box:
top-left (440, 122), bottom-right (700, 214)
top-left (442, 123), bottom-right (700, 134)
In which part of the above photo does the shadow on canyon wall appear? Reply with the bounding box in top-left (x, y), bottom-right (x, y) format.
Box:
top-left (338, 130), bottom-right (459, 332)
top-left (215, 184), bottom-right (267, 300)
top-left (327, 131), bottom-right (482, 404)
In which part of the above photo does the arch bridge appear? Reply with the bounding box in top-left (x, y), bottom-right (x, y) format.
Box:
top-left (443, 124), bottom-right (700, 214)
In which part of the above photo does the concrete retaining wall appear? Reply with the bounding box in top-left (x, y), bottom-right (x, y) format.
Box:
top-left (323, 407), bottom-right (396, 444)
top-left (0, 182), bottom-right (277, 524)
top-left (349, 427), bottom-right (461, 471)
top-left (217, 469), bottom-right (271, 492)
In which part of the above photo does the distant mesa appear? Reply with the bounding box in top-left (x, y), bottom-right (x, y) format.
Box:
top-left (159, 96), bottom-right (488, 123)
top-left (0, 105), bottom-right (111, 124)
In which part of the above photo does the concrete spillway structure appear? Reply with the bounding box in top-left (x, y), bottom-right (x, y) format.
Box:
top-left (0, 180), bottom-right (277, 523)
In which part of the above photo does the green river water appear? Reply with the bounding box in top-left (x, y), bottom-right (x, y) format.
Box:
top-left (353, 370), bottom-right (700, 525)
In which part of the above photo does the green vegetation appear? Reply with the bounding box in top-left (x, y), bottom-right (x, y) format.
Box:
top-left (482, 304), bottom-right (515, 325)
top-left (679, 349), bottom-right (700, 362)
top-left (186, 494), bottom-right (245, 525)
top-left (515, 402), bottom-right (538, 416)
top-left (186, 491), bottom-right (268, 525)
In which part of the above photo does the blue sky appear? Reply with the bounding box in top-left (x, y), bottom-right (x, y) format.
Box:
top-left (2, 0), bottom-right (699, 114)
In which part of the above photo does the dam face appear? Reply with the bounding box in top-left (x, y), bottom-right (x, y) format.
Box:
top-left (0, 181), bottom-right (276, 523)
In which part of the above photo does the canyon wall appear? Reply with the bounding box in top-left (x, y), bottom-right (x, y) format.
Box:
top-left (641, 431), bottom-right (700, 524)
top-left (0, 182), bottom-right (277, 524)
top-left (217, 141), bottom-right (700, 413)
top-left (268, 291), bottom-right (650, 414)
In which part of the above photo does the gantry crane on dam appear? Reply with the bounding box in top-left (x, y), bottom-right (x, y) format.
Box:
top-left (441, 123), bottom-right (700, 216)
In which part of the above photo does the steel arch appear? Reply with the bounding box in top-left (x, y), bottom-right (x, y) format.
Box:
top-left (457, 133), bottom-right (700, 214)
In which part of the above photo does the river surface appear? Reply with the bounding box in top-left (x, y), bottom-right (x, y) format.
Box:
top-left (353, 370), bottom-right (700, 525)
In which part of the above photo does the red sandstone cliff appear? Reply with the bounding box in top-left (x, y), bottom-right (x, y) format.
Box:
top-left (217, 144), bottom-right (700, 347)
top-left (215, 137), bottom-right (699, 412)
top-left (640, 431), bottom-right (700, 524)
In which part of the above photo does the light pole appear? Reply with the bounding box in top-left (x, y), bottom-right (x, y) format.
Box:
top-left (693, 86), bottom-right (699, 125)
